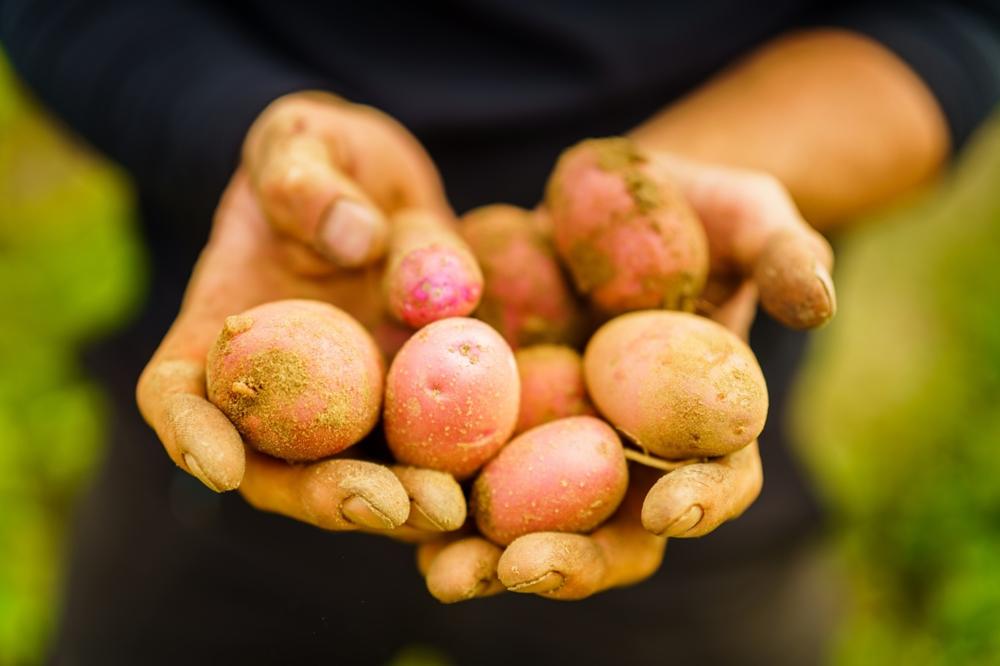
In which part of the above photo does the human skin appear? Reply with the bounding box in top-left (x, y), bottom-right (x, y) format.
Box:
top-left (139, 27), bottom-right (949, 596)
top-left (417, 28), bottom-right (950, 602)
top-left (137, 93), bottom-right (468, 539)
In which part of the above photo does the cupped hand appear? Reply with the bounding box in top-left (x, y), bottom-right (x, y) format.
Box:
top-left (417, 148), bottom-right (833, 601)
top-left (136, 92), bottom-right (464, 537)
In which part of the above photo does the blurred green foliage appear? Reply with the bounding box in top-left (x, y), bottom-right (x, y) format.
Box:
top-left (0, 53), bottom-right (147, 663)
top-left (792, 114), bottom-right (1000, 665)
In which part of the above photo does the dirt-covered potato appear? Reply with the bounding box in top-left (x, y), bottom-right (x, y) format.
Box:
top-left (206, 299), bottom-right (384, 462)
top-left (384, 208), bottom-right (483, 328)
top-left (514, 345), bottom-right (594, 434)
top-left (461, 204), bottom-right (585, 348)
top-left (546, 137), bottom-right (709, 314)
top-left (584, 310), bottom-right (767, 458)
top-left (472, 416), bottom-right (628, 545)
top-left (384, 317), bottom-right (520, 479)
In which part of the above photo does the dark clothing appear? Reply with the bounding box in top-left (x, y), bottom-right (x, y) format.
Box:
top-left (3, 2), bottom-right (999, 231)
top-left (2, 1), bottom-right (999, 664)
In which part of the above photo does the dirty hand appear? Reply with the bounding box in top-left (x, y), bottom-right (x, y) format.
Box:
top-left (417, 150), bottom-right (833, 601)
top-left (136, 92), bottom-right (465, 539)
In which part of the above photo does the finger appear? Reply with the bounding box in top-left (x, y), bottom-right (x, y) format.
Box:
top-left (654, 155), bottom-right (835, 329)
top-left (497, 532), bottom-right (606, 599)
top-left (391, 465), bottom-right (467, 532)
top-left (706, 279), bottom-right (758, 341)
top-left (416, 539), bottom-right (449, 576)
top-left (753, 229), bottom-right (836, 329)
top-left (244, 93), bottom-right (449, 268)
top-left (248, 121), bottom-right (389, 268)
top-left (422, 536), bottom-right (505, 603)
top-left (238, 451), bottom-right (411, 531)
top-left (497, 469), bottom-right (666, 599)
top-left (137, 353), bottom-right (245, 493)
top-left (642, 440), bottom-right (763, 538)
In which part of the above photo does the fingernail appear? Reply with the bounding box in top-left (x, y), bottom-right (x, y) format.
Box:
top-left (167, 394), bottom-right (244, 492)
top-left (507, 571), bottom-right (565, 594)
top-left (661, 505), bottom-right (703, 537)
top-left (406, 502), bottom-right (446, 532)
top-left (183, 453), bottom-right (221, 493)
top-left (814, 264), bottom-right (837, 320)
top-left (341, 494), bottom-right (399, 530)
top-left (318, 200), bottom-right (387, 268)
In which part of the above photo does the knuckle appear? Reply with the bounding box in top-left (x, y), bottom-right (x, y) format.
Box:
top-left (745, 171), bottom-right (794, 208)
top-left (136, 359), bottom-right (201, 415)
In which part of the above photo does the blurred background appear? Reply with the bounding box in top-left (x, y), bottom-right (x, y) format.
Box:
top-left (0, 44), bottom-right (998, 665)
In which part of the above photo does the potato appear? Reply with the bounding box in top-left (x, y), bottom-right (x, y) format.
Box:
top-left (206, 299), bottom-right (384, 462)
top-left (584, 310), bottom-right (767, 458)
top-left (384, 209), bottom-right (483, 328)
top-left (384, 317), bottom-right (519, 479)
top-left (472, 416), bottom-right (628, 545)
top-left (514, 345), bottom-right (594, 434)
top-left (461, 204), bottom-right (585, 348)
top-left (545, 137), bottom-right (708, 313)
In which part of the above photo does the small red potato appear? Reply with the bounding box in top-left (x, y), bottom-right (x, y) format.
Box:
top-left (461, 204), bottom-right (584, 348)
top-left (384, 208), bottom-right (483, 328)
top-left (514, 345), bottom-right (594, 435)
top-left (584, 310), bottom-right (767, 459)
top-left (206, 299), bottom-right (384, 462)
top-left (472, 416), bottom-right (629, 545)
top-left (384, 317), bottom-right (520, 479)
top-left (545, 137), bottom-right (709, 314)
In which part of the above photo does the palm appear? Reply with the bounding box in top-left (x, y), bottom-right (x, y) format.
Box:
top-left (172, 172), bottom-right (401, 368)
top-left (137, 95), bottom-right (465, 539)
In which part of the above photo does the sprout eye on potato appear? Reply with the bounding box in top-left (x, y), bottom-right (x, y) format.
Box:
top-left (206, 299), bottom-right (385, 462)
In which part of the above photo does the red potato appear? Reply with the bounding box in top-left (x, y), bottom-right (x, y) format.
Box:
top-left (461, 204), bottom-right (585, 348)
top-left (514, 345), bottom-right (594, 435)
top-left (584, 310), bottom-right (767, 459)
top-left (206, 299), bottom-right (384, 462)
top-left (384, 208), bottom-right (483, 328)
top-left (545, 137), bottom-right (709, 314)
top-left (472, 416), bottom-right (629, 545)
top-left (384, 317), bottom-right (520, 479)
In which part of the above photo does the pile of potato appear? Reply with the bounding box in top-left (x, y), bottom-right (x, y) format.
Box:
top-left (205, 138), bottom-right (771, 562)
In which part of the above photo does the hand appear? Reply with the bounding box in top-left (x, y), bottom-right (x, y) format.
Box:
top-left (136, 92), bottom-right (464, 537)
top-left (417, 150), bottom-right (833, 601)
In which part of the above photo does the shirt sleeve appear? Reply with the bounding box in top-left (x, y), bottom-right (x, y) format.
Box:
top-left (824, 2), bottom-right (1000, 151)
top-left (0, 0), bottom-right (326, 218)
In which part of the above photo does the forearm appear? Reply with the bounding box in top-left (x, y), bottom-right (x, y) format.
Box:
top-left (630, 29), bottom-right (950, 230)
